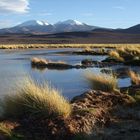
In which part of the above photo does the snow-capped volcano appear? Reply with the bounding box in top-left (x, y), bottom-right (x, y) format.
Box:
top-left (54, 19), bottom-right (97, 33)
top-left (55, 19), bottom-right (84, 26)
top-left (18, 20), bottom-right (50, 27)
top-left (0, 19), bottom-right (100, 34)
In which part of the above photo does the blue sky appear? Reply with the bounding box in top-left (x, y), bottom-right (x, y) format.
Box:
top-left (0, 0), bottom-right (140, 29)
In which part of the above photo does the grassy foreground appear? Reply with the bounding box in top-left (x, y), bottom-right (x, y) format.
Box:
top-left (0, 43), bottom-right (140, 49)
top-left (0, 72), bottom-right (140, 139)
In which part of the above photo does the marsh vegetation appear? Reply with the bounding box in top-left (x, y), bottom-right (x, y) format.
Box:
top-left (0, 43), bottom-right (140, 49)
top-left (0, 44), bottom-right (140, 140)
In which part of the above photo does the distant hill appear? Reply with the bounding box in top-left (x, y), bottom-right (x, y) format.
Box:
top-left (93, 24), bottom-right (140, 34)
top-left (1, 31), bottom-right (140, 44)
top-left (121, 24), bottom-right (140, 34)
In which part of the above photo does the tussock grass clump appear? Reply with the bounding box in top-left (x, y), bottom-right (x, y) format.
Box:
top-left (85, 72), bottom-right (118, 92)
top-left (31, 57), bottom-right (49, 66)
top-left (31, 57), bottom-right (67, 66)
top-left (0, 123), bottom-right (13, 137)
top-left (2, 78), bottom-right (71, 118)
top-left (109, 50), bottom-right (124, 62)
top-left (117, 47), bottom-right (140, 60)
top-left (118, 47), bottom-right (140, 56)
top-left (84, 46), bottom-right (92, 52)
top-left (0, 123), bottom-right (22, 139)
top-left (108, 47), bottom-right (140, 65)
top-left (128, 71), bottom-right (140, 86)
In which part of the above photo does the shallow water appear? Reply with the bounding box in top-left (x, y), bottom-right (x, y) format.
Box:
top-left (0, 48), bottom-right (136, 99)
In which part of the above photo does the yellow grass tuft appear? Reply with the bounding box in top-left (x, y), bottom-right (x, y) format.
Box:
top-left (0, 43), bottom-right (140, 50)
top-left (31, 57), bottom-right (49, 65)
top-left (109, 50), bottom-right (124, 62)
top-left (0, 122), bottom-right (22, 139)
top-left (128, 70), bottom-right (140, 86)
top-left (2, 78), bottom-right (71, 118)
top-left (0, 123), bottom-right (13, 137)
top-left (85, 72), bottom-right (118, 92)
top-left (84, 46), bottom-right (92, 52)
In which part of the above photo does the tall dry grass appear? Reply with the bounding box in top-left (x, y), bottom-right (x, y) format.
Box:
top-left (2, 78), bottom-right (71, 118)
top-left (117, 46), bottom-right (140, 55)
top-left (0, 44), bottom-right (140, 49)
top-left (85, 72), bottom-right (118, 92)
top-left (31, 57), bottom-right (49, 66)
top-left (84, 46), bottom-right (92, 52)
top-left (0, 123), bottom-right (21, 139)
top-left (31, 57), bottom-right (67, 66)
top-left (128, 71), bottom-right (140, 86)
top-left (108, 46), bottom-right (140, 64)
top-left (109, 50), bottom-right (124, 62)
top-left (0, 123), bottom-right (13, 138)
top-left (117, 46), bottom-right (140, 60)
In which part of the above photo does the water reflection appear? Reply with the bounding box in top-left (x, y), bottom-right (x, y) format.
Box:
top-left (0, 48), bottom-right (139, 99)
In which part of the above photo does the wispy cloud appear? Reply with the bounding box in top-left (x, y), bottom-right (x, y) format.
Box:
top-left (113, 6), bottom-right (125, 10)
top-left (0, 0), bottom-right (29, 13)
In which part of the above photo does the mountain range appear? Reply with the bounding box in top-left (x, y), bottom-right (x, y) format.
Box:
top-left (0, 19), bottom-right (100, 34)
top-left (0, 19), bottom-right (140, 44)
top-left (0, 19), bottom-right (140, 35)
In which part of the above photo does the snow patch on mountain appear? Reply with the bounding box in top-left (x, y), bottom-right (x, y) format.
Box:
top-left (55, 20), bottom-right (84, 26)
top-left (18, 20), bottom-right (50, 27)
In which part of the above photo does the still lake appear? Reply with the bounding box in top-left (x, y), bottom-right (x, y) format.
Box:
top-left (0, 48), bottom-right (132, 99)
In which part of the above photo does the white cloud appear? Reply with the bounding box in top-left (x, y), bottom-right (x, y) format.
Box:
top-left (0, 0), bottom-right (29, 13)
